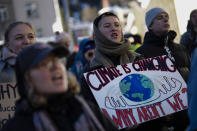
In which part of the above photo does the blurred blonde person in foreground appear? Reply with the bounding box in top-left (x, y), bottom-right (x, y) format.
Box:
top-left (1, 42), bottom-right (118, 131)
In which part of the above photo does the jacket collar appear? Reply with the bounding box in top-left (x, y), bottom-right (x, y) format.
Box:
top-left (1, 46), bottom-right (17, 65)
top-left (143, 31), bottom-right (167, 47)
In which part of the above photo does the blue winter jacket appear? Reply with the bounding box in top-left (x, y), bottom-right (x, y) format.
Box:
top-left (187, 47), bottom-right (197, 131)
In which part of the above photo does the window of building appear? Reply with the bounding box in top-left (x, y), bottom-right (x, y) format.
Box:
top-left (0, 6), bottom-right (8, 22)
top-left (26, 2), bottom-right (39, 18)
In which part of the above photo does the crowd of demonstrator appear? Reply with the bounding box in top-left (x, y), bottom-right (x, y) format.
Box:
top-left (0, 7), bottom-right (197, 131)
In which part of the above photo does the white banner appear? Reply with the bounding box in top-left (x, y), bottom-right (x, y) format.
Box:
top-left (84, 55), bottom-right (187, 129)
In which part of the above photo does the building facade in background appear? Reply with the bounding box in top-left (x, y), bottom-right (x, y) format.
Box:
top-left (0, 0), bottom-right (15, 40)
top-left (0, 0), bottom-right (63, 41)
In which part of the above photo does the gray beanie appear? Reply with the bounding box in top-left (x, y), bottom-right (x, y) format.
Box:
top-left (145, 7), bottom-right (167, 28)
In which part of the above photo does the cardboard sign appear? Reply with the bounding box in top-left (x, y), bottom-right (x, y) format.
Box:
top-left (0, 82), bottom-right (19, 128)
top-left (84, 55), bottom-right (187, 129)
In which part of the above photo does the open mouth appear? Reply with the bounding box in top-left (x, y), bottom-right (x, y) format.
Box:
top-left (111, 32), bottom-right (118, 39)
top-left (52, 73), bottom-right (63, 83)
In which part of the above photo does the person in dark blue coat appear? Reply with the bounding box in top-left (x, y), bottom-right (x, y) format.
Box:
top-left (187, 46), bottom-right (197, 131)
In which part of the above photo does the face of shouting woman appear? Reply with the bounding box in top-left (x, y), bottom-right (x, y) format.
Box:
top-left (98, 16), bottom-right (122, 43)
top-left (27, 54), bottom-right (68, 95)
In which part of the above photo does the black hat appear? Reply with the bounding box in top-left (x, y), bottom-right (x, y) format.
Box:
top-left (15, 42), bottom-right (69, 98)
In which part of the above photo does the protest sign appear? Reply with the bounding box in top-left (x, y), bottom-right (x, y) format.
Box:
top-left (83, 55), bottom-right (187, 129)
top-left (0, 82), bottom-right (19, 128)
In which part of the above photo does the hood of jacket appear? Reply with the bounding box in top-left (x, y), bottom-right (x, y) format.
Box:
top-left (75, 38), bottom-right (94, 65)
top-left (185, 20), bottom-right (197, 40)
top-left (90, 20), bottom-right (141, 67)
top-left (0, 46), bottom-right (17, 82)
top-left (1, 46), bottom-right (17, 66)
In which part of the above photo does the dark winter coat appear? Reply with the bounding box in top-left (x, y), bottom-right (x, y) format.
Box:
top-left (136, 31), bottom-right (190, 82)
top-left (135, 31), bottom-right (190, 131)
top-left (0, 95), bottom-right (118, 131)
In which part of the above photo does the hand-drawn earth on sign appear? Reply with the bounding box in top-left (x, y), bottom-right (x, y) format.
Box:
top-left (84, 55), bottom-right (188, 129)
top-left (120, 74), bottom-right (154, 102)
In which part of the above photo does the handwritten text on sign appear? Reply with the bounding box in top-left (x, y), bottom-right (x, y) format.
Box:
top-left (0, 83), bottom-right (19, 128)
top-left (84, 55), bottom-right (187, 129)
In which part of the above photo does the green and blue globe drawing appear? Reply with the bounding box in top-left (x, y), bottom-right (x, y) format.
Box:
top-left (119, 74), bottom-right (154, 102)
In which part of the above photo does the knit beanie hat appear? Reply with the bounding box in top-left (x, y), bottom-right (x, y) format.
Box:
top-left (145, 7), bottom-right (167, 28)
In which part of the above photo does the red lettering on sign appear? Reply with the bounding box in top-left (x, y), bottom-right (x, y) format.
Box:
top-left (166, 92), bottom-right (187, 112)
top-left (101, 108), bottom-right (137, 128)
top-left (121, 64), bottom-right (131, 74)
